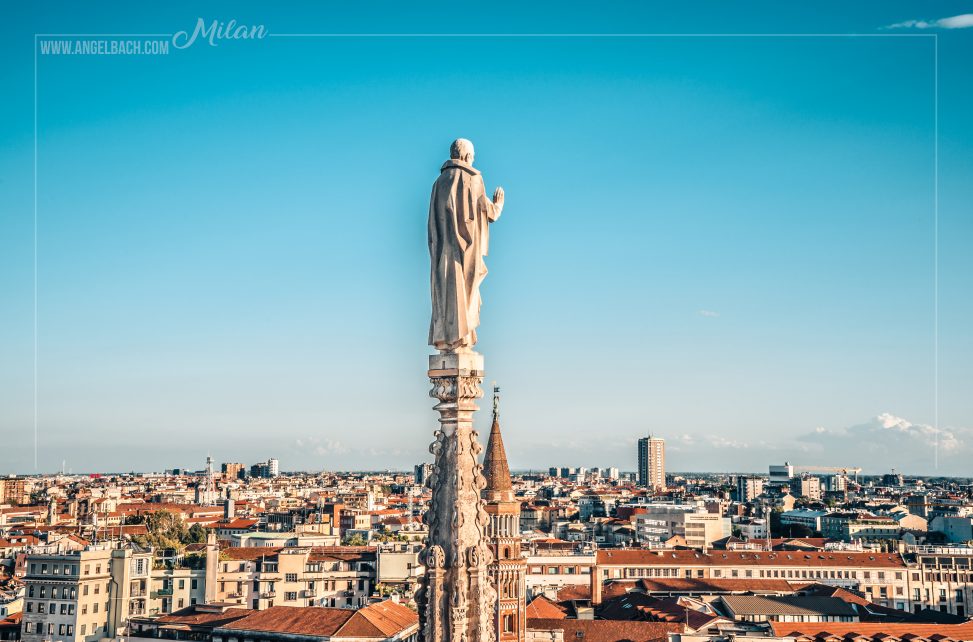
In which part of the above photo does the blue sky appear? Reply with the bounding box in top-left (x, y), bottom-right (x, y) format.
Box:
top-left (1, 2), bottom-right (972, 475)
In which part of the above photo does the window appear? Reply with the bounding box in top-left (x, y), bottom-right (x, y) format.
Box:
top-left (191, 579), bottom-right (198, 590)
top-left (84, 564), bottom-right (90, 575)
top-left (38, 603), bottom-right (45, 614)
top-left (41, 564), bottom-right (48, 574)
top-left (95, 565), bottom-right (101, 574)
top-left (95, 584), bottom-right (100, 595)
top-left (28, 586), bottom-right (34, 597)
top-left (286, 573), bottom-right (298, 582)
top-left (503, 614), bottom-right (513, 633)
top-left (94, 603), bottom-right (99, 613)
top-left (84, 585), bottom-right (89, 596)
top-left (59, 624), bottom-right (66, 635)
top-left (81, 625), bottom-right (87, 635)
top-left (179, 580), bottom-right (185, 590)
top-left (40, 587), bottom-right (46, 599)
top-left (82, 605), bottom-right (88, 615)
top-left (285, 592), bottom-right (298, 601)
top-left (25, 622), bottom-right (33, 634)
top-left (26, 602), bottom-right (32, 613)
top-left (66, 625), bottom-right (73, 635)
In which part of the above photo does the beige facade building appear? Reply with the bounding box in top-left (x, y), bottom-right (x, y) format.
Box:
top-left (214, 546), bottom-right (375, 610)
top-left (22, 543), bottom-right (153, 642)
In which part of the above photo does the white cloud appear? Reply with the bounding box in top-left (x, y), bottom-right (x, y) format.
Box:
top-left (886, 14), bottom-right (973, 29)
top-left (294, 437), bottom-right (349, 456)
top-left (698, 309), bottom-right (720, 318)
top-left (663, 414), bottom-right (970, 475)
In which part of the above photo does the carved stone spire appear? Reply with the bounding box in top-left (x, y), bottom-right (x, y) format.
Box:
top-left (417, 352), bottom-right (495, 642)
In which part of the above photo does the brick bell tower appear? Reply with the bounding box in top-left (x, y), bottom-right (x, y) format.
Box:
top-left (481, 385), bottom-right (526, 642)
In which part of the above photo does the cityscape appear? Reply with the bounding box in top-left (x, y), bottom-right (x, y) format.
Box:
top-left (4, 3), bottom-right (973, 642)
top-left (4, 426), bottom-right (973, 642)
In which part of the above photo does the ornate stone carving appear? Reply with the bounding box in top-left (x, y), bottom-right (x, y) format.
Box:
top-left (425, 545), bottom-right (446, 569)
top-left (419, 351), bottom-right (494, 642)
top-left (466, 546), bottom-right (480, 568)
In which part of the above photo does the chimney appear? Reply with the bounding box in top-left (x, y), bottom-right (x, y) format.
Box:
top-left (204, 532), bottom-right (218, 604)
top-left (590, 563), bottom-right (602, 605)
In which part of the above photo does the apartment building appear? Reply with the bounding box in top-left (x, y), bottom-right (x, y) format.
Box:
top-left (905, 545), bottom-right (973, 618)
top-left (215, 547), bottom-right (375, 610)
top-left (525, 542), bottom-right (596, 593)
top-left (821, 513), bottom-right (900, 542)
top-left (22, 543), bottom-right (153, 642)
top-left (633, 505), bottom-right (730, 548)
top-left (637, 436), bottom-right (665, 490)
top-left (591, 547), bottom-right (973, 616)
top-left (150, 567), bottom-right (206, 614)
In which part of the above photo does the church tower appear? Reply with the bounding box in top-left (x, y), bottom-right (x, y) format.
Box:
top-left (482, 386), bottom-right (526, 642)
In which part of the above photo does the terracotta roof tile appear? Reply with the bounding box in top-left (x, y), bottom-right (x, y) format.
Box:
top-left (526, 595), bottom-right (568, 619)
top-left (527, 618), bottom-right (673, 642)
top-left (770, 622), bottom-right (973, 640)
top-left (597, 549), bottom-right (907, 569)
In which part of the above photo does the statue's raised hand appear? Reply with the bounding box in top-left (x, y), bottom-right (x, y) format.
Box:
top-left (493, 187), bottom-right (505, 213)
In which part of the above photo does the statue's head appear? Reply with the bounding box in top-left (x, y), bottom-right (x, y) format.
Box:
top-left (450, 138), bottom-right (475, 164)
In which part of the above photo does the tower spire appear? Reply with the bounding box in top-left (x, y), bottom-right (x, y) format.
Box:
top-left (481, 381), bottom-right (526, 642)
top-left (483, 386), bottom-right (512, 502)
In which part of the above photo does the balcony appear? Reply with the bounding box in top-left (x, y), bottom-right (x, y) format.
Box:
top-left (301, 589), bottom-right (316, 598)
top-left (260, 592), bottom-right (277, 599)
top-left (156, 588), bottom-right (173, 596)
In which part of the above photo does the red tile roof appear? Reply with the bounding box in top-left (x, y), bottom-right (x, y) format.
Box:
top-left (526, 595), bottom-right (568, 620)
top-left (770, 622), bottom-right (973, 641)
top-left (597, 549), bottom-right (907, 568)
top-left (637, 577), bottom-right (796, 593)
top-left (222, 606), bottom-right (350, 636)
top-left (220, 602), bottom-right (417, 639)
top-left (527, 618), bottom-right (673, 642)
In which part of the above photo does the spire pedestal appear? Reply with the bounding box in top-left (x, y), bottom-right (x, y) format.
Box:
top-left (419, 351), bottom-right (496, 642)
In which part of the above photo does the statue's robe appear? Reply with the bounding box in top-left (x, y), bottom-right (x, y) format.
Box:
top-left (428, 159), bottom-right (501, 350)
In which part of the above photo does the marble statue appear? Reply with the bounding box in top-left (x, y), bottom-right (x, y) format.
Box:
top-left (428, 138), bottom-right (505, 353)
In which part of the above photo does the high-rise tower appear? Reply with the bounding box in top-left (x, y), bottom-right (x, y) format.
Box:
top-left (482, 386), bottom-right (526, 642)
top-left (637, 435), bottom-right (666, 490)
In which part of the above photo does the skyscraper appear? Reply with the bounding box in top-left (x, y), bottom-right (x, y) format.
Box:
top-left (637, 436), bottom-right (666, 490)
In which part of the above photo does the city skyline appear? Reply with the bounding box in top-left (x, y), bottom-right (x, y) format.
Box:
top-left (2, 2), bottom-right (973, 475)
